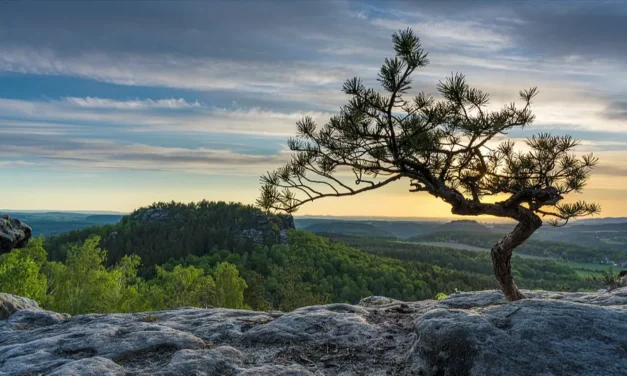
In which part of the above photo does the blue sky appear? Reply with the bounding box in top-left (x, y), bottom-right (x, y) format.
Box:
top-left (1, 1), bottom-right (627, 217)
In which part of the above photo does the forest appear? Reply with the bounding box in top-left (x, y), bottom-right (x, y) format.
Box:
top-left (411, 231), bottom-right (625, 263)
top-left (0, 201), bottom-right (606, 314)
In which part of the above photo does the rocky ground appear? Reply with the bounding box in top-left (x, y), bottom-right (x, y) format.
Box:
top-left (1, 288), bottom-right (626, 375)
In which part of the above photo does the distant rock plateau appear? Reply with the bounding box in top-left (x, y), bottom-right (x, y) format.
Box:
top-left (1, 288), bottom-right (626, 375)
top-left (129, 206), bottom-right (294, 246)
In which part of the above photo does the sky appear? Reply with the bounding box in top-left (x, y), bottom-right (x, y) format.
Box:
top-left (1, 0), bottom-right (627, 218)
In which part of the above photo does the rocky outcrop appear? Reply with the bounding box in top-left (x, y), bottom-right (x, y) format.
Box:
top-left (1, 288), bottom-right (626, 375)
top-left (130, 205), bottom-right (294, 246)
top-left (240, 212), bottom-right (293, 245)
top-left (130, 207), bottom-right (172, 222)
top-left (0, 293), bottom-right (40, 320)
top-left (0, 215), bottom-right (32, 254)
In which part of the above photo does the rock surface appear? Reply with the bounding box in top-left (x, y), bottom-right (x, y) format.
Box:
top-left (1, 288), bottom-right (626, 375)
top-left (0, 214), bottom-right (32, 254)
top-left (0, 293), bottom-right (40, 320)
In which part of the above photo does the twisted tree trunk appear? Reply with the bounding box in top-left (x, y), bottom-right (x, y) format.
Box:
top-left (433, 183), bottom-right (545, 301)
top-left (491, 214), bottom-right (542, 301)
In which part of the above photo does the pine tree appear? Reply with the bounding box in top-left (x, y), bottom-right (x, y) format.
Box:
top-left (258, 28), bottom-right (599, 301)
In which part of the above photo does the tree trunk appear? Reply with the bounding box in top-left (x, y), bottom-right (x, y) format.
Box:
top-left (491, 214), bottom-right (542, 301)
top-left (491, 245), bottom-right (525, 301)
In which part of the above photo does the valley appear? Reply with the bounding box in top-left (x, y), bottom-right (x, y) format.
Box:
top-left (2, 202), bottom-right (624, 315)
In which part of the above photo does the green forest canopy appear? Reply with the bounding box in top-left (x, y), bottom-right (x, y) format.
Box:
top-left (0, 201), bottom-right (601, 314)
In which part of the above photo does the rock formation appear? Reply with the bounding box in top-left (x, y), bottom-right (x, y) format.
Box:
top-left (1, 288), bottom-right (626, 375)
top-left (0, 293), bottom-right (40, 320)
top-left (0, 215), bottom-right (32, 254)
top-left (130, 205), bottom-right (294, 246)
top-left (239, 211), bottom-right (293, 245)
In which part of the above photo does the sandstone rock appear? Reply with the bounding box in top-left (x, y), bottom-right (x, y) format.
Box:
top-left (241, 228), bottom-right (265, 245)
top-left (241, 212), bottom-right (295, 246)
top-left (436, 289), bottom-right (506, 308)
top-left (359, 295), bottom-right (404, 307)
top-left (130, 207), bottom-right (169, 222)
top-left (7, 309), bottom-right (70, 329)
top-left (47, 357), bottom-right (125, 376)
top-left (408, 298), bottom-right (627, 375)
top-left (1, 289), bottom-right (626, 375)
top-left (279, 229), bottom-right (289, 245)
top-left (0, 293), bottom-right (40, 320)
top-left (0, 215), bottom-right (32, 253)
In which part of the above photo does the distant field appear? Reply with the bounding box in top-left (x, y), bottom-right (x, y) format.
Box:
top-left (409, 240), bottom-right (619, 277)
top-left (564, 262), bottom-right (615, 277)
top-left (407, 241), bottom-right (548, 259)
top-left (599, 237), bottom-right (627, 245)
top-left (412, 241), bottom-right (490, 252)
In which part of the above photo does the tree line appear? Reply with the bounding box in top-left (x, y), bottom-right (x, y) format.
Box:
top-left (0, 236), bottom-right (247, 315)
top-left (1, 227), bottom-right (598, 314)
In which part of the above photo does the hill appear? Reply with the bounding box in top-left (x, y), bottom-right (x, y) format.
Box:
top-left (1, 211), bottom-right (123, 237)
top-left (304, 221), bottom-right (394, 237)
top-left (268, 216), bottom-right (627, 255)
top-left (296, 218), bottom-right (442, 239)
top-left (432, 220), bottom-right (492, 233)
top-left (45, 201), bottom-right (294, 267)
top-left (572, 217), bottom-right (627, 226)
top-left (366, 220), bottom-right (442, 238)
top-left (410, 230), bottom-right (627, 264)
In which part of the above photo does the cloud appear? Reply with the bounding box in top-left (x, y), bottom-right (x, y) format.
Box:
top-left (604, 100), bottom-right (627, 121)
top-left (510, 3), bottom-right (627, 60)
top-left (0, 1), bottom-right (367, 62)
top-left (0, 132), bottom-right (290, 175)
top-left (0, 97), bottom-right (333, 136)
top-left (0, 160), bottom-right (35, 167)
top-left (63, 97), bottom-right (201, 110)
top-left (382, 1), bottom-right (627, 61)
top-left (593, 163), bottom-right (627, 177)
top-left (370, 16), bottom-right (512, 52)
top-left (0, 47), bottom-right (358, 93)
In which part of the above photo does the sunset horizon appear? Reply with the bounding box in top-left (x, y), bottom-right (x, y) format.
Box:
top-left (2, 1), bottom-right (626, 218)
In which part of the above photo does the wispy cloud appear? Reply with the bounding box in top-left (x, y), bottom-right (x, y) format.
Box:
top-left (63, 97), bottom-right (201, 110)
top-left (0, 133), bottom-right (290, 175)
top-left (0, 47), bottom-right (357, 92)
top-left (0, 97), bottom-right (333, 136)
top-left (370, 17), bottom-right (512, 52)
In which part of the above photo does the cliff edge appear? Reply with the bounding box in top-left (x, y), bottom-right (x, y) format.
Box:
top-left (1, 288), bottom-right (626, 375)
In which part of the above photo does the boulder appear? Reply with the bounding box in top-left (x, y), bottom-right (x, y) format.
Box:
top-left (0, 215), bottom-right (32, 253)
top-left (407, 299), bottom-right (627, 375)
top-left (7, 309), bottom-right (70, 329)
top-left (1, 288), bottom-right (626, 375)
top-left (0, 293), bottom-right (40, 320)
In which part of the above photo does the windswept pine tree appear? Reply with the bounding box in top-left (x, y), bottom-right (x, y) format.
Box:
top-left (258, 28), bottom-right (599, 301)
